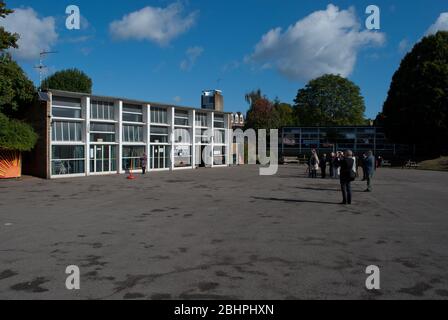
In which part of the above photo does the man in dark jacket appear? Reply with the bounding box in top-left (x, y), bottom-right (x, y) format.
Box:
top-left (320, 154), bottom-right (327, 179)
top-left (336, 150), bottom-right (355, 205)
top-left (364, 151), bottom-right (376, 192)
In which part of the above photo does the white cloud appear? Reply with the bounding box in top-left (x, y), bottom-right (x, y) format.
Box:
top-left (180, 46), bottom-right (203, 71)
top-left (426, 12), bottom-right (448, 35)
top-left (173, 96), bottom-right (182, 103)
top-left (247, 4), bottom-right (385, 81)
top-left (109, 3), bottom-right (198, 46)
top-left (0, 7), bottom-right (58, 61)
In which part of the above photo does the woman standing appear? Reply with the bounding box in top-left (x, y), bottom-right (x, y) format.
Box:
top-left (309, 149), bottom-right (319, 179)
top-left (336, 150), bottom-right (356, 205)
top-left (140, 153), bottom-right (148, 175)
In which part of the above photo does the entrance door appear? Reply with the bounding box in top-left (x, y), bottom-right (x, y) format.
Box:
top-left (151, 145), bottom-right (168, 169)
top-left (90, 145), bottom-right (116, 173)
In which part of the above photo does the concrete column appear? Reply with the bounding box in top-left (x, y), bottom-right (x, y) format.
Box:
top-left (169, 107), bottom-right (175, 170)
top-left (117, 100), bottom-right (123, 174)
top-left (83, 96), bottom-right (90, 176)
top-left (225, 114), bottom-right (231, 166)
top-left (146, 104), bottom-right (151, 170)
top-left (211, 112), bottom-right (215, 168)
top-left (191, 110), bottom-right (196, 169)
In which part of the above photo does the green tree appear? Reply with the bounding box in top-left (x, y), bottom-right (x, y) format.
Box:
top-left (245, 97), bottom-right (275, 131)
top-left (293, 74), bottom-right (366, 126)
top-left (272, 100), bottom-right (295, 128)
top-left (0, 1), bottom-right (38, 152)
top-left (0, 1), bottom-right (18, 52)
top-left (382, 31), bottom-right (448, 154)
top-left (0, 54), bottom-right (36, 118)
top-left (42, 68), bottom-right (93, 93)
top-left (0, 112), bottom-right (37, 151)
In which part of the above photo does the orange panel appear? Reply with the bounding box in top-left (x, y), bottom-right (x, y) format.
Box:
top-left (0, 149), bottom-right (21, 179)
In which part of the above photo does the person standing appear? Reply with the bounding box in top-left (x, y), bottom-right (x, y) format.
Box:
top-left (361, 153), bottom-right (368, 181)
top-left (310, 149), bottom-right (319, 178)
top-left (140, 153), bottom-right (148, 175)
top-left (336, 150), bottom-right (356, 205)
top-left (320, 153), bottom-right (327, 179)
top-left (329, 152), bottom-right (335, 178)
top-left (365, 151), bottom-right (376, 192)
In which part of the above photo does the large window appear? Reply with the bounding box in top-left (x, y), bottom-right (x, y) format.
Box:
top-left (174, 128), bottom-right (191, 144)
top-left (214, 129), bottom-right (225, 144)
top-left (52, 121), bottom-right (82, 142)
top-left (52, 96), bottom-right (82, 119)
top-left (196, 128), bottom-right (211, 144)
top-left (122, 146), bottom-right (145, 170)
top-left (195, 112), bottom-right (208, 127)
top-left (174, 146), bottom-right (191, 168)
top-left (214, 114), bottom-right (225, 128)
top-left (90, 123), bottom-right (116, 143)
top-left (174, 110), bottom-right (189, 126)
top-left (122, 104), bottom-right (143, 123)
top-left (213, 146), bottom-right (226, 165)
top-left (123, 125), bottom-right (144, 142)
top-left (52, 145), bottom-right (85, 175)
top-left (151, 107), bottom-right (168, 124)
top-left (91, 101), bottom-right (114, 120)
top-left (150, 126), bottom-right (169, 143)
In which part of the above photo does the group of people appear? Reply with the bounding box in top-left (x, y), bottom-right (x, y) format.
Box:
top-left (308, 149), bottom-right (376, 205)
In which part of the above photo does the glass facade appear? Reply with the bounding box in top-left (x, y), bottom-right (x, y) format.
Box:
top-left (195, 112), bottom-right (208, 127)
top-left (123, 125), bottom-right (144, 142)
top-left (90, 123), bottom-right (116, 143)
top-left (52, 145), bottom-right (85, 175)
top-left (52, 121), bottom-right (82, 142)
top-left (91, 100), bottom-right (115, 120)
top-left (174, 145), bottom-right (192, 167)
top-left (280, 127), bottom-right (406, 157)
top-left (122, 104), bottom-right (143, 123)
top-left (151, 107), bottom-right (168, 124)
top-left (49, 94), bottom-right (230, 177)
top-left (214, 114), bottom-right (225, 128)
top-left (122, 146), bottom-right (145, 170)
top-left (174, 110), bottom-right (189, 126)
top-left (150, 126), bottom-right (169, 143)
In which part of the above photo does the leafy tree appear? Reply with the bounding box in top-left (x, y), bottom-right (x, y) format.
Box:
top-left (42, 68), bottom-right (93, 93)
top-left (0, 112), bottom-right (37, 151)
top-left (245, 97), bottom-right (275, 131)
top-left (272, 100), bottom-right (295, 128)
top-left (0, 2), bottom-right (38, 152)
top-left (0, 53), bottom-right (36, 118)
top-left (382, 31), bottom-right (448, 155)
top-left (293, 74), bottom-right (366, 126)
top-left (0, 1), bottom-right (18, 52)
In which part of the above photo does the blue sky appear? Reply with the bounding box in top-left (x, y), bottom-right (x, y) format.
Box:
top-left (2, 0), bottom-right (448, 118)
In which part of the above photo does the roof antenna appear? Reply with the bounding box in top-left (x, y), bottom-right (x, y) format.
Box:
top-left (216, 78), bottom-right (222, 90)
top-left (34, 50), bottom-right (58, 91)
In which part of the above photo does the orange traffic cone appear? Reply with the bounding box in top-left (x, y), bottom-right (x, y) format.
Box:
top-left (127, 159), bottom-right (136, 180)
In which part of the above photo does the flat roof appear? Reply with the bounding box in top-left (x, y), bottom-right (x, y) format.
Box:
top-left (47, 89), bottom-right (231, 114)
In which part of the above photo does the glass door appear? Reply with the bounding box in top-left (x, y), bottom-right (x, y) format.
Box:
top-left (90, 145), bottom-right (116, 173)
top-left (151, 145), bottom-right (169, 169)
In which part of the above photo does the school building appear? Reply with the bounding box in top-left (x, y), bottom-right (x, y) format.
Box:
top-left (23, 90), bottom-right (233, 179)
